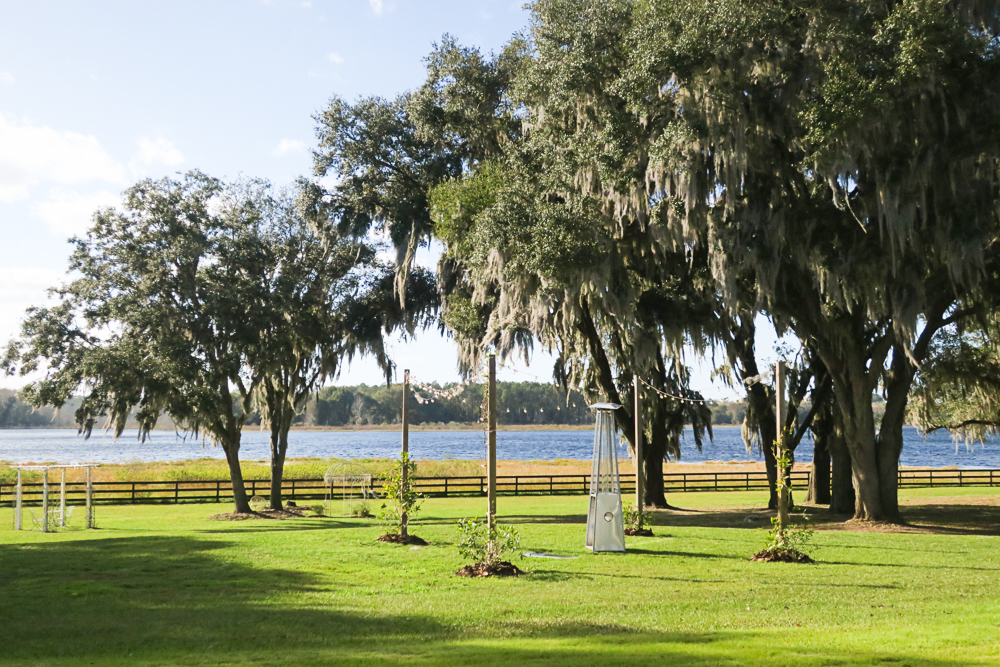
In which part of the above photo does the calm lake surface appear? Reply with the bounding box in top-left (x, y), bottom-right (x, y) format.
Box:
top-left (0, 427), bottom-right (997, 469)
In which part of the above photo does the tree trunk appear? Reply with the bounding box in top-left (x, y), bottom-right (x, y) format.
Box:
top-left (746, 384), bottom-right (778, 509)
top-left (269, 409), bottom-right (293, 511)
top-left (221, 434), bottom-right (252, 514)
top-left (645, 454), bottom-right (667, 508)
top-left (875, 344), bottom-right (917, 522)
top-left (808, 430), bottom-right (832, 505)
top-left (807, 397), bottom-right (833, 504)
top-left (814, 325), bottom-right (888, 520)
top-left (829, 413), bottom-right (855, 514)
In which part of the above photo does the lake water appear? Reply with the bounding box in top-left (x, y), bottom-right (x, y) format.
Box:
top-left (0, 426), bottom-right (997, 469)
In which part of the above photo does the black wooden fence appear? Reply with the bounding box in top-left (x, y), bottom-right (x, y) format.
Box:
top-left (3, 468), bottom-right (999, 506)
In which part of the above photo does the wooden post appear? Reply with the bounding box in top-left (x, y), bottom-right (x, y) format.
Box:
top-left (634, 374), bottom-right (643, 511)
top-left (60, 469), bottom-right (67, 528)
top-left (775, 361), bottom-right (789, 533)
top-left (42, 468), bottom-right (49, 533)
top-left (86, 467), bottom-right (93, 529)
top-left (15, 469), bottom-right (22, 531)
top-left (401, 369), bottom-right (409, 538)
top-left (487, 355), bottom-right (497, 532)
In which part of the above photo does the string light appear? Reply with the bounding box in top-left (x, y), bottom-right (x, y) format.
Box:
top-left (637, 376), bottom-right (706, 405)
top-left (408, 376), bottom-right (475, 404)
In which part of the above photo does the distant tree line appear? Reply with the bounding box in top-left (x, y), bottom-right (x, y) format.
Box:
top-left (0, 386), bottom-right (892, 430)
top-left (0, 389), bottom-right (78, 428)
top-left (303, 381), bottom-right (592, 426)
top-left (0, 382), bottom-right (594, 429)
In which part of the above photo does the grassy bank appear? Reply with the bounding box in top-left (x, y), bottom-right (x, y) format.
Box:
top-left (0, 456), bottom-right (799, 486)
top-left (0, 488), bottom-right (998, 666)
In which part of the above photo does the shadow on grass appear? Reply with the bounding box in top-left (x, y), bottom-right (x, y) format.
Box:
top-left (0, 536), bottom-right (984, 667)
top-left (645, 501), bottom-right (1000, 538)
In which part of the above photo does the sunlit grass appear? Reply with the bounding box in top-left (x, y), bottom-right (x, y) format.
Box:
top-left (1, 488), bottom-right (998, 666)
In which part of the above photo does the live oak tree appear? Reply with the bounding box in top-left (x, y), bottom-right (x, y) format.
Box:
top-left (517, 0), bottom-right (1000, 521)
top-left (2, 172), bottom-right (265, 513)
top-left (314, 37), bottom-right (716, 507)
top-left (241, 184), bottom-right (438, 510)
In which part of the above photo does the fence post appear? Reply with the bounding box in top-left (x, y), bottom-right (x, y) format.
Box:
top-left (216, 481), bottom-right (220, 502)
top-left (444, 478), bottom-right (449, 497)
top-left (131, 482), bottom-right (136, 504)
top-left (175, 482), bottom-right (179, 504)
top-left (85, 468), bottom-right (93, 529)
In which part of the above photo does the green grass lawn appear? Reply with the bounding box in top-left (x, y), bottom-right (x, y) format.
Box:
top-left (1, 488), bottom-right (998, 666)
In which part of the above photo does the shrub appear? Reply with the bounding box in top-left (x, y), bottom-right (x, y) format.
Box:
top-left (623, 504), bottom-right (652, 531)
top-left (456, 518), bottom-right (520, 567)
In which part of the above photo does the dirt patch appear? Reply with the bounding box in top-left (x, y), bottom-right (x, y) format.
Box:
top-left (750, 548), bottom-right (815, 563)
top-left (376, 533), bottom-right (429, 546)
top-left (455, 561), bottom-right (522, 577)
top-left (624, 528), bottom-right (655, 537)
top-left (209, 506), bottom-right (316, 521)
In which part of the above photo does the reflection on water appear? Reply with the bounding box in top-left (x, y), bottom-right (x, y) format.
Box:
top-left (0, 426), bottom-right (996, 468)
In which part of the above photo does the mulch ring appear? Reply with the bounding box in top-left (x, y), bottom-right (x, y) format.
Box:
top-left (209, 507), bottom-right (314, 521)
top-left (750, 548), bottom-right (815, 563)
top-left (376, 533), bottom-right (429, 546)
top-left (624, 528), bottom-right (655, 537)
top-left (455, 561), bottom-right (523, 578)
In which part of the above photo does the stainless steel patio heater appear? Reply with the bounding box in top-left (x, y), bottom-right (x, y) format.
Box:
top-left (585, 403), bottom-right (626, 552)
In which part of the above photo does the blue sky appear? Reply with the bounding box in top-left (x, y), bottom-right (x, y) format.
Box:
top-left (0, 0), bottom-right (770, 397)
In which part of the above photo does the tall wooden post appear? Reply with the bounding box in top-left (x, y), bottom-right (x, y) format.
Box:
top-left (775, 361), bottom-right (789, 531)
top-left (15, 469), bottom-right (22, 531)
top-left (86, 467), bottom-right (93, 529)
top-left (401, 369), bottom-right (409, 538)
top-left (41, 468), bottom-right (49, 533)
top-left (487, 355), bottom-right (497, 532)
top-left (634, 375), bottom-right (643, 510)
top-left (60, 469), bottom-right (67, 528)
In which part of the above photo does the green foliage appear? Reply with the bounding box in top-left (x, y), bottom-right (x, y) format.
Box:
top-left (350, 501), bottom-right (372, 518)
top-left (623, 504), bottom-right (652, 532)
top-left (378, 453), bottom-right (422, 535)
top-left (763, 515), bottom-right (814, 557)
top-left (910, 316), bottom-right (1000, 443)
top-left (455, 517), bottom-right (520, 567)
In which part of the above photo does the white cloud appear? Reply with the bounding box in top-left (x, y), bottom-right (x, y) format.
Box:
top-left (0, 115), bottom-right (126, 203)
top-left (0, 267), bottom-right (64, 373)
top-left (0, 267), bottom-right (64, 307)
top-left (327, 52), bottom-right (344, 65)
top-left (0, 72), bottom-right (13, 84)
top-left (369, 0), bottom-right (384, 14)
top-left (35, 189), bottom-right (120, 237)
top-left (135, 136), bottom-right (184, 167)
top-left (273, 139), bottom-right (306, 156)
